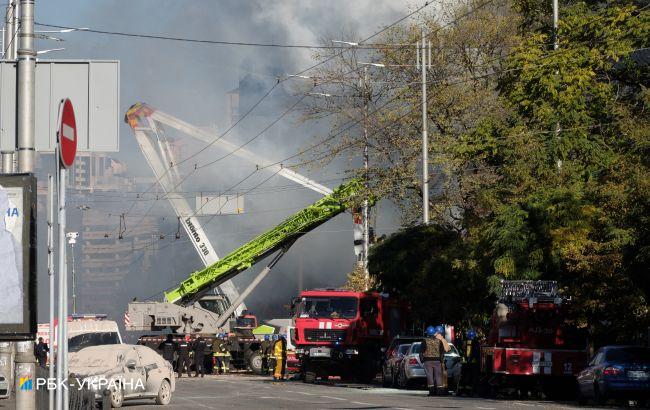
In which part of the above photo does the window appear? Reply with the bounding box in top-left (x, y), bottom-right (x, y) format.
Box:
top-left (397, 344), bottom-right (410, 356)
top-left (299, 297), bottom-right (358, 319)
top-left (605, 347), bottom-right (650, 363)
top-left (590, 351), bottom-right (605, 366)
top-left (68, 332), bottom-right (120, 353)
top-left (360, 298), bottom-right (378, 318)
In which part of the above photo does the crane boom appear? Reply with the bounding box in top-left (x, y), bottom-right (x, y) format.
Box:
top-left (125, 102), bottom-right (335, 314)
top-left (165, 179), bottom-right (363, 305)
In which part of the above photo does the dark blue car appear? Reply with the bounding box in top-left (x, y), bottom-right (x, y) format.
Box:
top-left (577, 345), bottom-right (650, 405)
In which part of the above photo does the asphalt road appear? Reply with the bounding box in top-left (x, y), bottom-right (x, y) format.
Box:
top-left (121, 374), bottom-right (610, 409)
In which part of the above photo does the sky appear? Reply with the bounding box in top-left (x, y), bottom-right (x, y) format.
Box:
top-left (32, 0), bottom-right (425, 329)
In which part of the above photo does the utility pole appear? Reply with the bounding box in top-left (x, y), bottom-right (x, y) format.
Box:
top-left (553, 0), bottom-right (562, 171)
top-left (362, 66), bottom-right (370, 290)
top-left (47, 174), bottom-right (55, 410)
top-left (420, 28), bottom-right (430, 225)
top-left (16, 0), bottom-right (35, 173)
top-left (1, 1), bottom-right (18, 173)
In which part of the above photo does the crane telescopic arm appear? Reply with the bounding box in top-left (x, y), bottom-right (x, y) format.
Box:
top-left (164, 179), bottom-right (364, 305)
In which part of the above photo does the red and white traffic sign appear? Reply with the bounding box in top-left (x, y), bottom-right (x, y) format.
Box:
top-left (57, 98), bottom-right (77, 168)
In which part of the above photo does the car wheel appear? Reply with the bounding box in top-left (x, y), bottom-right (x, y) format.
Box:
top-left (381, 369), bottom-right (391, 387)
top-left (110, 385), bottom-right (124, 408)
top-left (397, 368), bottom-right (406, 389)
top-left (576, 385), bottom-right (587, 406)
top-left (155, 379), bottom-right (171, 405)
top-left (593, 384), bottom-right (606, 405)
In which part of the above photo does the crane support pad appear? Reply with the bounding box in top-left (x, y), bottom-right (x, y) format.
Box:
top-left (164, 179), bottom-right (364, 305)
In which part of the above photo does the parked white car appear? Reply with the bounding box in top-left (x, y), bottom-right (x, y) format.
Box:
top-left (69, 344), bottom-right (174, 407)
top-left (396, 342), bottom-right (462, 392)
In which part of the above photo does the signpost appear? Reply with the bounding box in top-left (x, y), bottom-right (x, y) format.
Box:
top-left (55, 98), bottom-right (76, 410)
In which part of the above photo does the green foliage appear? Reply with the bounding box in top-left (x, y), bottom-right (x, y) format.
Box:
top-left (303, 0), bottom-right (649, 344)
top-left (368, 225), bottom-right (490, 328)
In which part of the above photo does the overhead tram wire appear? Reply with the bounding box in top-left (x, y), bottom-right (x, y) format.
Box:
top-left (33, 22), bottom-right (414, 50)
top-left (102, 0), bottom-right (638, 238)
top-left (104, 35), bottom-right (623, 239)
top-left (101, 1), bottom-right (437, 231)
top-left (256, 43), bottom-right (649, 173)
top-left (104, 35), bottom-right (566, 238)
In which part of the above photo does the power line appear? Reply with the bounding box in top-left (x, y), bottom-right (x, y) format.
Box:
top-left (33, 22), bottom-right (415, 50)
top-left (108, 1), bottom-right (436, 227)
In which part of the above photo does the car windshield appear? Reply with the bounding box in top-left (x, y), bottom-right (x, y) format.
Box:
top-left (299, 297), bottom-right (358, 319)
top-left (68, 332), bottom-right (120, 353)
top-left (198, 298), bottom-right (229, 315)
top-left (397, 344), bottom-right (410, 355)
top-left (236, 317), bottom-right (256, 328)
top-left (606, 347), bottom-right (650, 363)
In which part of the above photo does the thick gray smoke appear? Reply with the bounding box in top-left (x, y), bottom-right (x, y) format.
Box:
top-left (34, 0), bottom-right (410, 333)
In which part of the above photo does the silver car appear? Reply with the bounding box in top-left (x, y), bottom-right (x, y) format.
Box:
top-left (396, 342), bottom-right (462, 391)
top-left (69, 344), bottom-right (175, 407)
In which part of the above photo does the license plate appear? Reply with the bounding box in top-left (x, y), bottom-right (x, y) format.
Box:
top-left (628, 371), bottom-right (649, 380)
top-left (310, 347), bottom-right (331, 358)
top-left (536, 361), bottom-right (552, 367)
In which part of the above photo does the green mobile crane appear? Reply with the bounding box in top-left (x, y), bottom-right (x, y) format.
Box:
top-left (128, 179), bottom-right (365, 373)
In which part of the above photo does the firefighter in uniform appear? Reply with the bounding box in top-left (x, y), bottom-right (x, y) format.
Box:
top-left (463, 329), bottom-right (481, 395)
top-left (268, 334), bottom-right (278, 374)
top-left (212, 334), bottom-right (228, 374)
top-left (224, 333), bottom-right (238, 372)
top-left (273, 334), bottom-right (287, 381)
top-left (177, 334), bottom-right (193, 378)
top-left (158, 334), bottom-right (176, 368)
top-left (193, 335), bottom-right (208, 377)
top-left (261, 334), bottom-right (272, 374)
top-left (420, 325), bottom-right (451, 396)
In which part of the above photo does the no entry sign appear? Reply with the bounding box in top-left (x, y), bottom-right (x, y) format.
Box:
top-left (57, 98), bottom-right (77, 168)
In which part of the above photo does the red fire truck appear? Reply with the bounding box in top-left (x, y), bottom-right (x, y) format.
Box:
top-left (480, 280), bottom-right (589, 398)
top-left (291, 289), bottom-right (409, 383)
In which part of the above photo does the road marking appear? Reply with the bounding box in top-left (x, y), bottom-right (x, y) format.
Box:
top-left (351, 401), bottom-right (373, 406)
top-left (320, 395), bottom-right (347, 401)
top-left (296, 391), bottom-right (316, 396)
top-left (514, 402), bottom-right (535, 407)
top-left (475, 407), bottom-right (496, 410)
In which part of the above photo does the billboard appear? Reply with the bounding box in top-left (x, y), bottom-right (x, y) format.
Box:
top-left (0, 60), bottom-right (119, 152)
top-left (0, 175), bottom-right (36, 340)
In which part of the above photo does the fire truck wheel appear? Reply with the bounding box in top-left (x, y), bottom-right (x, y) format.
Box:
top-left (304, 371), bottom-right (316, 384)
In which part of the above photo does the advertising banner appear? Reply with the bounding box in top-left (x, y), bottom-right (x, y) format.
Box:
top-left (0, 174), bottom-right (36, 340)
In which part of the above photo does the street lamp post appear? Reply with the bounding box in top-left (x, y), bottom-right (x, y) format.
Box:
top-left (66, 232), bottom-right (79, 314)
